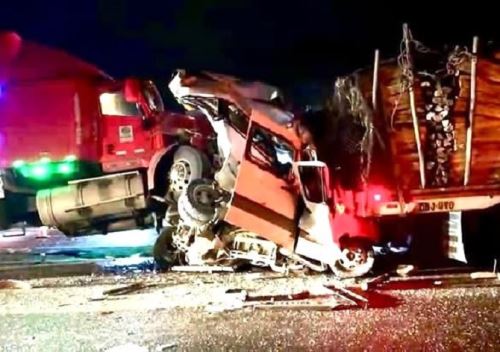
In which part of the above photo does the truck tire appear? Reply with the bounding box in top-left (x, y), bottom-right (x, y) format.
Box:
top-left (168, 146), bottom-right (211, 201)
top-left (331, 238), bottom-right (375, 278)
top-left (153, 226), bottom-right (183, 271)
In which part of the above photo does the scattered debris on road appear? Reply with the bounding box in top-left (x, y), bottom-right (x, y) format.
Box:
top-left (359, 273), bottom-right (390, 291)
top-left (105, 343), bottom-right (148, 352)
top-left (205, 288), bottom-right (248, 313)
top-left (365, 270), bottom-right (500, 290)
top-left (251, 296), bottom-right (350, 311)
top-left (396, 264), bottom-right (415, 277)
top-left (171, 265), bottom-right (235, 273)
top-left (156, 342), bottom-right (178, 351)
top-left (325, 283), bottom-right (370, 308)
top-left (0, 279), bottom-right (31, 290)
top-left (204, 280), bottom-right (368, 312)
top-left (102, 282), bottom-right (150, 296)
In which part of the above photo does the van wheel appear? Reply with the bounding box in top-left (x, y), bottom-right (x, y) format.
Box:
top-left (178, 179), bottom-right (218, 227)
top-left (331, 238), bottom-right (375, 278)
top-left (153, 227), bottom-right (183, 271)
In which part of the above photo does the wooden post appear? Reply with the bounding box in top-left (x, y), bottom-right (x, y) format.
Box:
top-left (403, 23), bottom-right (426, 189)
top-left (372, 49), bottom-right (380, 111)
top-left (365, 49), bottom-right (381, 213)
top-left (464, 37), bottom-right (479, 186)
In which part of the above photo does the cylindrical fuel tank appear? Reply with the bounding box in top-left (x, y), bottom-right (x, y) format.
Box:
top-left (36, 171), bottom-right (147, 235)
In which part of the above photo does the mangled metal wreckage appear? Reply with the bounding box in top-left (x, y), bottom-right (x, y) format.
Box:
top-left (161, 71), bottom-right (354, 276)
top-left (156, 27), bottom-right (500, 277)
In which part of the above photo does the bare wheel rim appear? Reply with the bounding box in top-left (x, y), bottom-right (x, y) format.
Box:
top-left (333, 244), bottom-right (375, 278)
top-left (169, 160), bottom-right (192, 195)
top-left (338, 247), bottom-right (369, 270)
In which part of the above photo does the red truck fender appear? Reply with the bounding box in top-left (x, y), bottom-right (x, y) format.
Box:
top-left (147, 144), bottom-right (179, 191)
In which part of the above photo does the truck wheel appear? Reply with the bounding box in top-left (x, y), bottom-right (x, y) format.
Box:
top-left (168, 146), bottom-right (210, 201)
top-left (153, 226), bottom-right (183, 271)
top-left (331, 238), bottom-right (375, 278)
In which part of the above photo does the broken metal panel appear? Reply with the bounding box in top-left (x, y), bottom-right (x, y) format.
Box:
top-left (168, 70), bottom-right (286, 118)
top-left (199, 71), bottom-right (285, 104)
top-left (229, 233), bottom-right (278, 267)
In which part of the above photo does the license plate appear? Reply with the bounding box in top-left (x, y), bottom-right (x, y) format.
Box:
top-left (416, 200), bottom-right (455, 212)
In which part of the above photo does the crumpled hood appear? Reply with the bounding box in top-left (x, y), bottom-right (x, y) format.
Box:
top-left (168, 70), bottom-right (294, 125)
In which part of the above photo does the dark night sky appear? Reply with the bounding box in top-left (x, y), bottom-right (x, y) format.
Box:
top-left (1, 0), bottom-right (499, 107)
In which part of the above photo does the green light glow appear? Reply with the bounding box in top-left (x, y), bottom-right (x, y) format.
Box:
top-left (19, 166), bottom-right (30, 178)
top-left (14, 156), bottom-right (78, 180)
top-left (57, 163), bottom-right (74, 174)
top-left (31, 165), bottom-right (49, 179)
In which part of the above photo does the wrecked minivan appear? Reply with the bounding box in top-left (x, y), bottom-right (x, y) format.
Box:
top-left (155, 70), bottom-right (377, 278)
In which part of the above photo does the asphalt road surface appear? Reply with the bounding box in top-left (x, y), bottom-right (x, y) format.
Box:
top-left (0, 271), bottom-right (499, 352)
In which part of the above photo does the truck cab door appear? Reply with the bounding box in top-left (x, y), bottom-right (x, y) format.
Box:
top-left (99, 90), bottom-right (155, 171)
top-left (223, 121), bottom-right (299, 251)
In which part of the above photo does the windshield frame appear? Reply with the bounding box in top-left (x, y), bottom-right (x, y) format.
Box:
top-left (98, 90), bottom-right (142, 117)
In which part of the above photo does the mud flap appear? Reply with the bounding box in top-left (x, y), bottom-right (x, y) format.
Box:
top-left (446, 211), bottom-right (467, 263)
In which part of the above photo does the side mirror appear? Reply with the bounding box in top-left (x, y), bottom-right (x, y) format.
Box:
top-left (124, 78), bottom-right (142, 103)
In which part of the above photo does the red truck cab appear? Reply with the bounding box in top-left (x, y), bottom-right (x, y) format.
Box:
top-left (0, 32), bottom-right (215, 234)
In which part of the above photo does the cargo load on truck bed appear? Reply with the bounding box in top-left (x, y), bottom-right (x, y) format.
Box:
top-left (304, 26), bottom-right (500, 201)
